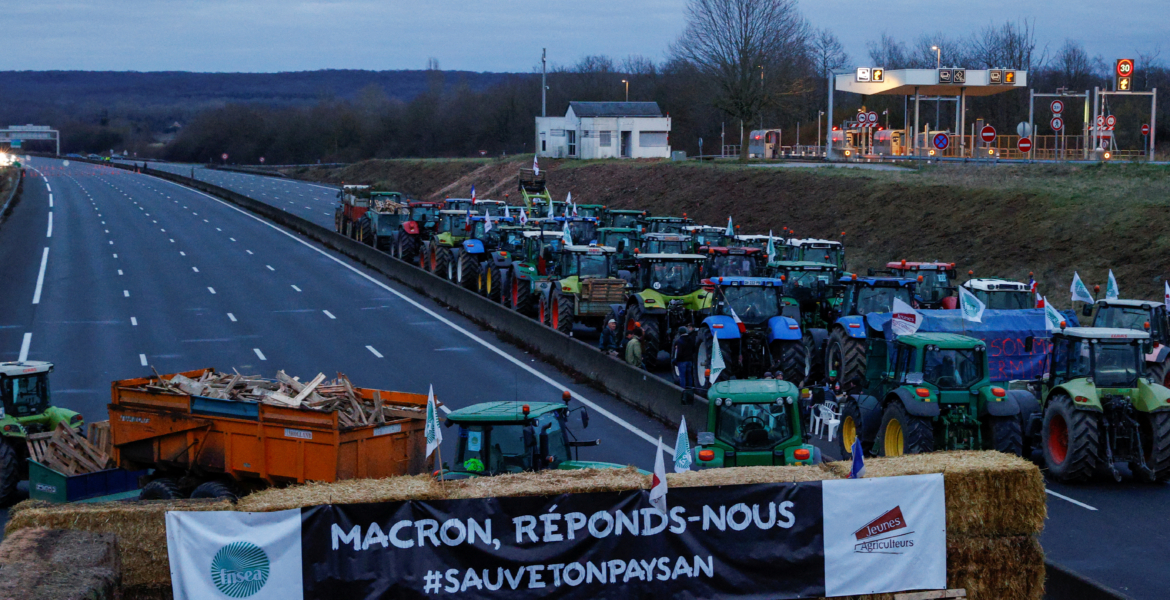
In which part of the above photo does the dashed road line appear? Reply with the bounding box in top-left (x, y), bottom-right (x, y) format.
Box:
top-left (1046, 490), bottom-right (1098, 511)
top-left (323, 310), bottom-right (336, 319)
top-left (32, 248), bottom-right (49, 304)
top-left (227, 313), bottom-right (237, 322)
top-left (131, 317), bottom-right (138, 326)
top-left (254, 348), bottom-right (267, 361)
top-left (366, 345), bottom-right (384, 358)
top-left (18, 333), bottom-right (32, 362)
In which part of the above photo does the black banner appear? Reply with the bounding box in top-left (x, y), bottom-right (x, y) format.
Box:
top-left (300, 483), bottom-right (825, 599)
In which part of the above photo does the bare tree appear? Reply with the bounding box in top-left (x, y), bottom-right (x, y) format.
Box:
top-left (1053, 40), bottom-right (1094, 90)
top-left (1137, 46), bottom-right (1163, 90)
top-left (810, 28), bottom-right (848, 80)
top-left (867, 33), bottom-right (910, 69)
top-left (970, 19), bottom-right (1042, 70)
top-left (670, 0), bottom-right (811, 161)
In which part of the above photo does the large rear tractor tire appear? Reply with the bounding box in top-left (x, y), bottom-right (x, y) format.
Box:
top-left (1136, 410), bottom-right (1170, 482)
top-left (802, 331), bottom-right (824, 383)
top-left (191, 481), bottom-right (239, 502)
top-left (538, 295), bottom-right (551, 326)
top-left (624, 302), bottom-right (661, 366)
top-left (1042, 395), bottom-right (1099, 483)
top-left (359, 216), bottom-right (373, 246)
top-left (693, 329), bottom-right (714, 388)
top-left (825, 328), bottom-right (866, 386)
top-left (398, 233), bottom-right (418, 262)
top-left (419, 242), bottom-right (432, 271)
top-left (876, 401), bottom-right (935, 457)
top-left (484, 265), bottom-right (503, 303)
top-left (435, 247), bottom-right (454, 281)
top-left (984, 415), bottom-right (1024, 456)
top-left (511, 276), bottom-right (534, 316)
top-left (773, 340), bottom-right (809, 384)
top-left (837, 399), bottom-right (865, 460)
top-left (0, 442), bottom-right (19, 505)
top-left (1149, 358), bottom-right (1170, 388)
top-left (141, 478), bottom-right (183, 500)
top-left (552, 291), bottom-right (575, 335)
top-left (457, 253), bottom-right (480, 290)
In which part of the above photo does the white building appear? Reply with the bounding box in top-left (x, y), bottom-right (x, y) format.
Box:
top-left (535, 102), bottom-right (671, 159)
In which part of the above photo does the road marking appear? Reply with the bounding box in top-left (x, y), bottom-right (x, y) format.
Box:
top-left (32, 247), bottom-right (49, 304)
top-left (139, 353), bottom-right (148, 366)
top-left (179, 251), bottom-right (186, 256)
top-left (291, 285), bottom-right (302, 292)
top-left (266, 265), bottom-right (274, 271)
top-left (216, 227), bottom-right (222, 232)
top-left (123, 290), bottom-right (129, 297)
top-left (160, 178), bottom-right (672, 453)
top-left (117, 269), bottom-right (123, 276)
top-left (439, 404), bottom-right (452, 414)
top-left (323, 310), bottom-right (336, 319)
top-left (46, 213), bottom-right (52, 237)
top-left (108, 240), bottom-right (113, 245)
top-left (254, 348), bottom-right (267, 361)
top-left (1046, 489), bottom-right (1098, 511)
top-left (131, 317), bottom-right (138, 326)
top-left (169, 239), bottom-right (175, 243)
top-left (227, 312), bottom-right (237, 322)
top-left (230, 237), bottom-right (237, 242)
top-left (18, 333), bottom-right (32, 362)
top-left (191, 267), bottom-right (200, 273)
top-left (246, 250), bottom-right (254, 255)
top-left (49, 193), bottom-right (53, 208)
top-left (45, 183), bottom-right (51, 192)
top-left (113, 253), bottom-right (117, 258)
top-left (208, 287), bottom-right (216, 294)
top-left (366, 345), bottom-right (383, 358)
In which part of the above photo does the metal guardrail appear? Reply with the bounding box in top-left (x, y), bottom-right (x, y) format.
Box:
top-left (0, 168), bottom-right (24, 227)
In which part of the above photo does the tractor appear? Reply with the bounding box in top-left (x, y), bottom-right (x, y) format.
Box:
top-left (785, 238), bottom-right (846, 272)
top-left (691, 379), bottom-right (820, 468)
top-left (731, 234), bottom-right (775, 252)
top-left (597, 227), bottom-right (640, 275)
top-left (0, 361), bottom-right (85, 503)
top-left (1090, 298), bottom-right (1170, 385)
top-left (505, 230), bottom-right (567, 316)
top-left (820, 275), bottom-right (918, 386)
top-left (880, 261), bottom-right (958, 309)
top-left (446, 216), bottom-right (517, 291)
top-left (962, 278), bottom-right (1036, 310)
top-left (537, 244), bottom-right (627, 334)
top-left (518, 168), bottom-right (552, 209)
top-left (692, 277), bottom-right (805, 387)
top-left (1039, 327), bottom-right (1170, 482)
top-left (767, 261), bottom-right (841, 379)
top-left (530, 199), bottom-right (567, 219)
top-left (831, 332), bottom-right (1038, 459)
top-left (478, 225), bottom-right (537, 304)
top-left (699, 246), bottom-right (767, 278)
top-left (444, 198), bottom-right (510, 217)
top-left (440, 394), bottom-right (637, 479)
top-left (602, 209), bottom-right (646, 229)
top-left (608, 253), bottom-right (712, 368)
top-left (639, 233), bottom-right (693, 255)
top-left (388, 201), bottom-right (445, 262)
top-left (683, 225), bottom-right (734, 249)
top-left (641, 216), bottom-right (694, 234)
top-left (334, 185), bottom-right (372, 239)
top-left (574, 204), bottom-right (606, 219)
top-left (355, 191), bottom-right (408, 251)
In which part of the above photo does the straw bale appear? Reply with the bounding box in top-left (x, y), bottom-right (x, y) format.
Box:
top-left (669, 464), bottom-right (835, 488)
top-left (827, 451), bottom-right (1046, 537)
top-left (445, 467), bottom-right (650, 499)
top-left (4, 498), bottom-right (230, 593)
top-left (0, 527), bottom-right (121, 600)
top-left (237, 475), bottom-right (442, 512)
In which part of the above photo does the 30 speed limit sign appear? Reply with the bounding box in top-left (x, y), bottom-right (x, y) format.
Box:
top-left (1050, 100), bottom-right (1064, 114)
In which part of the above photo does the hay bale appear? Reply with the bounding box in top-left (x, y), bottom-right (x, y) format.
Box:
top-left (4, 498), bottom-right (230, 594)
top-left (0, 527), bottom-right (121, 599)
top-left (237, 474), bottom-right (441, 512)
top-left (827, 451), bottom-right (1046, 536)
top-left (670, 464), bottom-right (833, 487)
top-left (445, 467), bottom-right (650, 499)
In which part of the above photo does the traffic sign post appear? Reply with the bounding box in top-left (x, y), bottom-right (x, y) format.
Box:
top-left (1017, 137), bottom-right (1032, 153)
top-left (933, 133), bottom-right (949, 152)
top-left (1051, 117), bottom-right (1063, 131)
top-left (980, 125), bottom-right (996, 144)
top-left (1142, 124), bottom-right (1151, 136)
top-left (1050, 100), bottom-right (1064, 114)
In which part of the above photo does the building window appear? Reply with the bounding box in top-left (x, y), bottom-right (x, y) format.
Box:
top-left (639, 132), bottom-right (669, 147)
top-left (599, 131), bottom-right (612, 147)
top-left (567, 130), bottom-right (577, 156)
top-left (541, 140), bottom-right (547, 152)
top-left (551, 129), bottom-right (566, 137)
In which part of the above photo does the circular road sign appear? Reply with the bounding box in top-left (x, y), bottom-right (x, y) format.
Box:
top-left (1106, 115), bottom-right (1117, 128)
top-left (1097, 115), bottom-right (1105, 126)
top-left (1018, 137), bottom-right (1033, 153)
top-left (1051, 117), bottom-right (1064, 131)
top-left (868, 111), bottom-right (878, 123)
top-left (980, 125), bottom-right (997, 143)
top-left (1143, 124), bottom-right (1151, 135)
top-left (1117, 59), bottom-right (1134, 77)
top-left (259, 157), bottom-right (265, 164)
top-left (221, 153), bottom-right (228, 160)
top-left (1050, 100), bottom-right (1064, 114)
top-left (933, 133), bottom-right (949, 150)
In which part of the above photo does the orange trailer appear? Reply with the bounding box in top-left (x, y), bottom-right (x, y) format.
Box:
top-left (108, 368), bottom-right (432, 494)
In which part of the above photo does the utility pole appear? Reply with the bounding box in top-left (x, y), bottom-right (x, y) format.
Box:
top-left (541, 48), bottom-right (547, 118)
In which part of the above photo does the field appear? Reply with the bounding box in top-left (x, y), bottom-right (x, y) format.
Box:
top-left (282, 157), bottom-right (1170, 304)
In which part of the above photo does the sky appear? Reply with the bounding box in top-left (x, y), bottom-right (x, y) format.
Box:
top-left (0, 0), bottom-right (1165, 73)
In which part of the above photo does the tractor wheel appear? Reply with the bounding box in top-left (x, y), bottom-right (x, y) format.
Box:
top-left (802, 331), bottom-right (824, 383)
top-left (191, 481), bottom-right (239, 502)
top-left (1135, 410), bottom-right (1170, 482)
top-left (457, 253), bottom-right (480, 290)
top-left (141, 478), bottom-right (183, 500)
top-left (772, 340), bottom-right (808, 384)
top-left (538, 295), bottom-right (551, 326)
top-left (419, 242), bottom-right (432, 271)
top-left (984, 415), bottom-right (1024, 456)
top-left (877, 401), bottom-right (935, 457)
top-left (511, 276), bottom-right (533, 315)
top-left (435, 247), bottom-right (454, 280)
top-left (1042, 394), bottom-right (1099, 483)
top-left (359, 216), bottom-right (373, 246)
top-left (825, 328), bottom-right (866, 386)
top-left (837, 399), bottom-right (865, 460)
top-left (1148, 358), bottom-right (1170, 387)
top-left (484, 265), bottom-right (503, 303)
top-left (334, 209), bottom-right (343, 233)
top-left (398, 234), bottom-right (418, 262)
top-left (0, 442), bottom-right (19, 505)
top-left (552, 291), bottom-right (575, 335)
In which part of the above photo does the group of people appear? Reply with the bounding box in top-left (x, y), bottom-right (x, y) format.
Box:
top-left (597, 319), bottom-right (701, 388)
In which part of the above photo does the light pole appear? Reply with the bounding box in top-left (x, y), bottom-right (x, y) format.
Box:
top-left (818, 110), bottom-right (825, 156)
top-left (931, 46), bottom-right (941, 132)
top-left (621, 79), bottom-right (628, 102)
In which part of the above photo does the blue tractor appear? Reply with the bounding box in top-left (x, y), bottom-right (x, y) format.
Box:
top-left (816, 275), bottom-right (918, 387)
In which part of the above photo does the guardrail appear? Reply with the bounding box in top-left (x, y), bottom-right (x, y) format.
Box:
top-left (0, 167), bottom-right (24, 227)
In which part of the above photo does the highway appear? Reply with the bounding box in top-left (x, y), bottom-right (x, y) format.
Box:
top-left (0, 158), bottom-right (675, 485)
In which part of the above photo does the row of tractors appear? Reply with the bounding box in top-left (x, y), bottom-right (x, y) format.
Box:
top-left (332, 170), bottom-right (1170, 482)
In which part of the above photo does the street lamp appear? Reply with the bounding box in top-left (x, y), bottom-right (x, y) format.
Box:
top-left (621, 79), bottom-right (628, 102)
top-left (931, 45), bottom-right (942, 134)
top-left (818, 110), bottom-right (825, 156)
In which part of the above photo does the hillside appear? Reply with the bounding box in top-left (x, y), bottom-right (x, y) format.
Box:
top-left (282, 158), bottom-right (1170, 304)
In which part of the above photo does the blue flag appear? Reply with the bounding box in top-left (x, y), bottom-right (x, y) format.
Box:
top-left (848, 437), bottom-right (865, 478)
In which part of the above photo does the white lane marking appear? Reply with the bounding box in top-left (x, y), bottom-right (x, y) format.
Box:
top-left (323, 310), bottom-right (336, 319)
top-left (49, 193), bottom-right (53, 208)
top-left (266, 265), bottom-right (274, 271)
top-left (291, 285), bottom-right (302, 292)
top-left (1046, 489), bottom-right (1098, 511)
top-left (108, 240), bottom-right (113, 245)
top-left (45, 183), bottom-right (51, 192)
top-left (366, 345), bottom-right (383, 358)
top-left (180, 251), bottom-right (186, 256)
top-left (159, 178), bottom-right (672, 453)
top-left (32, 248), bottom-right (49, 304)
top-left (117, 269), bottom-right (123, 276)
top-left (246, 250), bottom-right (254, 255)
top-left (192, 267), bottom-right (200, 273)
top-left (113, 253), bottom-right (117, 258)
top-left (230, 237), bottom-right (236, 242)
top-left (131, 317), bottom-right (138, 326)
top-left (208, 287), bottom-right (216, 294)
top-left (254, 348), bottom-right (267, 361)
top-left (161, 228), bottom-right (166, 232)
top-left (46, 213), bottom-right (52, 237)
top-left (169, 239), bottom-right (175, 243)
top-left (227, 312), bottom-right (237, 322)
top-left (18, 333), bottom-right (32, 362)
top-left (139, 354), bottom-right (148, 366)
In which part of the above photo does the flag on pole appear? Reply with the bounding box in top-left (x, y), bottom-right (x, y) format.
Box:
top-left (532, 155), bottom-right (539, 176)
top-left (724, 216), bottom-right (734, 237)
top-left (572, 202), bottom-right (579, 217)
top-left (649, 436), bottom-right (668, 513)
top-left (848, 437), bottom-right (865, 478)
top-left (673, 417), bottom-right (692, 472)
top-left (1043, 297), bottom-right (1065, 332)
top-left (709, 335), bottom-right (726, 383)
top-left (562, 220), bottom-right (574, 247)
top-left (1035, 292), bottom-right (1044, 308)
top-left (504, 204), bottom-right (511, 219)
top-left (1165, 281), bottom-right (1170, 311)
top-left (470, 184), bottom-right (477, 205)
top-left (1106, 270), bottom-right (1120, 300)
top-left (484, 214), bottom-right (493, 233)
top-left (728, 305), bottom-right (746, 333)
top-left (767, 230), bottom-right (777, 262)
top-left (425, 385), bottom-right (442, 458)
top-left (959, 285), bottom-right (986, 322)
top-left (547, 199), bottom-right (555, 219)
top-left (890, 297), bottom-right (923, 336)
top-left (465, 208), bottom-right (473, 231)
top-left (519, 208), bottom-right (528, 224)
top-left (1028, 274), bottom-right (1037, 294)
top-left (1070, 272), bottom-right (1094, 303)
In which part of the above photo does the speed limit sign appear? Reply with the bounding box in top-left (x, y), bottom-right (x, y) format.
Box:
top-left (221, 153), bottom-right (228, 160)
top-left (1105, 115), bottom-right (1117, 128)
top-left (1050, 100), bottom-right (1064, 114)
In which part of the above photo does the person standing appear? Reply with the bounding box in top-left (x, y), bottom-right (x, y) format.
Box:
top-left (599, 319), bottom-right (621, 356)
top-left (625, 327), bottom-right (644, 369)
top-left (672, 324), bottom-right (696, 388)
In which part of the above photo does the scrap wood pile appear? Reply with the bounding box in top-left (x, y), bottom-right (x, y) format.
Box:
top-left (140, 369), bottom-right (425, 427)
top-left (26, 422), bottom-right (113, 476)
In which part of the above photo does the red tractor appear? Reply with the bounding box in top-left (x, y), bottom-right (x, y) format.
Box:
top-left (390, 201), bottom-right (447, 262)
top-left (334, 185), bottom-right (372, 239)
top-left (881, 260), bottom-right (958, 309)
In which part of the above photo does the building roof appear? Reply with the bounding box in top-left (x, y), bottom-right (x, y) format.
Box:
top-left (569, 101), bottom-right (663, 118)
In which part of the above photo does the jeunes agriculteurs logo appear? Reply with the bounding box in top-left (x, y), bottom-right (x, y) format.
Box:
top-left (211, 541), bottom-right (270, 597)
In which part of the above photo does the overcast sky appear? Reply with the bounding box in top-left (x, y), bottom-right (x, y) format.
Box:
top-left (1, 0), bottom-right (1165, 73)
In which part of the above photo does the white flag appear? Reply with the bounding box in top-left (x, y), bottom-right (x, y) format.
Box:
top-left (504, 204), bottom-right (511, 219)
top-left (1106, 269), bottom-right (1119, 300)
top-left (519, 208), bottom-right (528, 224)
top-left (547, 199), bottom-right (555, 219)
top-left (724, 216), bottom-right (734, 237)
top-left (890, 297), bottom-right (922, 336)
top-left (766, 230), bottom-right (777, 262)
top-left (562, 220), bottom-right (574, 246)
top-left (532, 155), bottom-right (539, 176)
top-left (649, 436), bottom-right (668, 513)
top-left (424, 385), bottom-right (442, 458)
top-left (1165, 281), bottom-right (1170, 310)
top-left (483, 214), bottom-right (493, 233)
top-left (1070, 272), bottom-right (1094, 303)
top-left (709, 335), bottom-right (726, 383)
top-left (1043, 297), bottom-right (1065, 332)
top-left (673, 417), bottom-right (692, 473)
top-left (958, 285), bottom-right (986, 322)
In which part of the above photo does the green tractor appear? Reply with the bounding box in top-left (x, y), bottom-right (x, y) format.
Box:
top-left (602, 209), bottom-right (646, 229)
top-left (767, 261), bottom-right (841, 380)
top-left (504, 230), bottom-right (567, 316)
top-left (1089, 298), bottom-right (1170, 386)
top-left (479, 225), bottom-right (538, 304)
top-left (537, 244), bottom-right (628, 335)
top-left (683, 225), bottom-right (734, 249)
top-left (419, 210), bottom-right (479, 279)
top-left (834, 333), bottom-right (1038, 459)
top-left (597, 227), bottom-right (640, 275)
top-left (0, 361), bottom-right (85, 502)
top-left (609, 253), bottom-right (712, 367)
top-left (691, 379), bottom-right (820, 468)
top-left (448, 216), bottom-right (517, 291)
top-left (785, 238), bottom-right (846, 272)
top-left (440, 394), bottom-right (637, 479)
top-left (1039, 327), bottom-right (1170, 482)
top-left (641, 215), bottom-right (694, 234)
top-left (639, 233), bottom-right (693, 255)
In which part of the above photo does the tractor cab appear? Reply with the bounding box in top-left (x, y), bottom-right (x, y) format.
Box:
top-left (540, 245), bottom-right (626, 333)
top-left (639, 233), bottom-right (693, 255)
top-left (442, 398), bottom-right (620, 479)
top-left (597, 227), bottom-right (639, 269)
top-left (642, 216), bottom-right (694, 234)
top-left (882, 261), bottom-right (957, 309)
top-left (531, 199), bottom-right (567, 219)
top-left (768, 261), bottom-right (840, 326)
top-left (0, 362), bottom-right (82, 435)
top-left (518, 168), bottom-right (552, 208)
top-left (445, 198), bottom-right (509, 217)
top-left (700, 246), bottom-right (766, 278)
top-left (683, 225), bottom-right (733, 248)
top-left (634, 254), bottom-right (708, 298)
top-left (693, 379), bottom-right (817, 468)
top-left (554, 244), bottom-right (619, 280)
top-left (521, 231), bottom-right (567, 275)
top-left (833, 276), bottom-right (917, 318)
top-left (732, 234), bottom-right (775, 252)
top-left (574, 204), bottom-right (606, 219)
top-left (962, 278), bottom-right (1034, 310)
top-left (786, 238), bottom-right (846, 271)
top-left (603, 209), bottom-right (646, 229)
top-left (1091, 299), bottom-right (1168, 338)
top-left (694, 277), bottom-right (804, 384)
top-left (402, 201), bottom-right (445, 228)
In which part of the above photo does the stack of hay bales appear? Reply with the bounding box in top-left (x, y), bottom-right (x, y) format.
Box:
top-left (0, 527), bottom-right (121, 599)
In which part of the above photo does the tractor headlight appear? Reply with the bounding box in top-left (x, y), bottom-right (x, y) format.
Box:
top-left (70, 414), bottom-right (84, 424)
